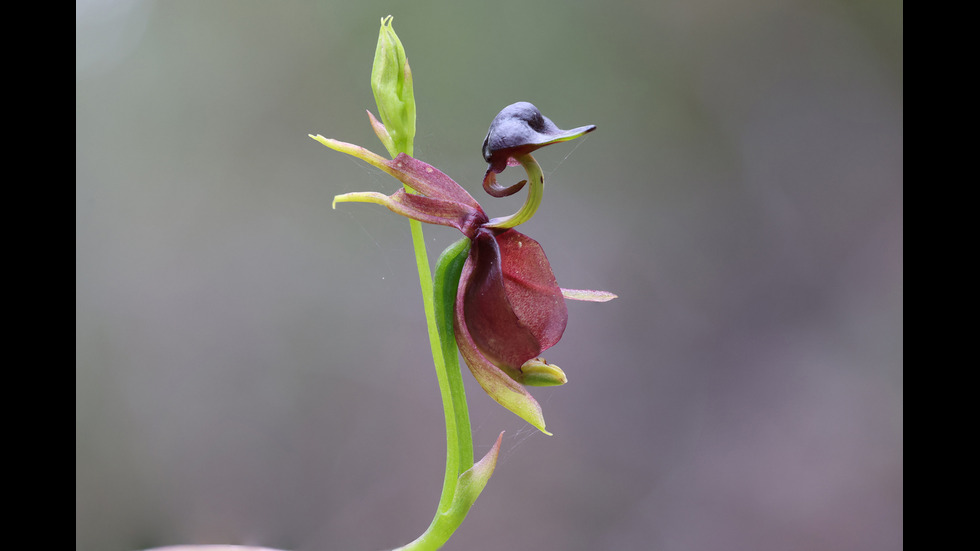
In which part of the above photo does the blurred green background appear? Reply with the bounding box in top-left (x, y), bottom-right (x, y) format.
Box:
top-left (76, 1), bottom-right (902, 550)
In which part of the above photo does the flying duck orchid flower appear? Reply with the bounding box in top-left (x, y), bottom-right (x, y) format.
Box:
top-left (310, 102), bottom-right (614, 434)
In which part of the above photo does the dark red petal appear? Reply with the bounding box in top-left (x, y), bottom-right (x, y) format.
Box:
top-left (385, 190), bottom-right (486, 237)
top-left (387, 154), bottom-right (484, 212)
top-left (462, 228), bottom-right (567, 370)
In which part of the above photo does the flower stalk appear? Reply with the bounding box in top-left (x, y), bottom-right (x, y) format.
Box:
top-left (311, 16), bottom-right (613, 551)
top-left (363, 16), bottom-right (498, 551)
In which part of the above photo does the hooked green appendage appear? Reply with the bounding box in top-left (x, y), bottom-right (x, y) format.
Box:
top-left (484, 154), bottom-right (545, 229)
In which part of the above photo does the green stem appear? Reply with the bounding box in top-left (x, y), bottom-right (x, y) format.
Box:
top-left (393, 147), bottom-right (476, 500)
top-left (394, 176), bottom-right (476, 550)
top-left (406, 224), bottom-right (473, 515)
top-left (366, 16), bottom-right (492, 549)
top-left (394, 237), bottom-right (473, 551)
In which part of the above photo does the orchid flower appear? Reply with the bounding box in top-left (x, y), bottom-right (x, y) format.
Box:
top-left (311, 102), bottom-right (614, 434)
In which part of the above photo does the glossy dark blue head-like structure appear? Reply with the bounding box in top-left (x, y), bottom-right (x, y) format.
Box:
top-left (481, 102), bottom-right (595, 197)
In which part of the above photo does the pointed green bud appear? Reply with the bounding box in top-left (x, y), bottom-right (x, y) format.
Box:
top-left (520, 358), bottom-right (568, 387)
top-left (372, 15), bottom-right (416, 158)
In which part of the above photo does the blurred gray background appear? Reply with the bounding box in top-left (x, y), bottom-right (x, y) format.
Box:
top-left (76, 1), bottom-right (902, 550)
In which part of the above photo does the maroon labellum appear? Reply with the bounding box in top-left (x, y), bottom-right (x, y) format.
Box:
top-left (460, 227), bottom-right (568, 379)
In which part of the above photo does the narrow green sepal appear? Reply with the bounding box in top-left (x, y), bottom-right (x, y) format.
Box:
top-left (309, 134), bottom-right (392, 171)
top-left (332, 191), bottom-right (388, 210)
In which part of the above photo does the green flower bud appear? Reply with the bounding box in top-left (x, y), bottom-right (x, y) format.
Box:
top-left (371, 15), bottom-right (416, 158)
